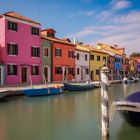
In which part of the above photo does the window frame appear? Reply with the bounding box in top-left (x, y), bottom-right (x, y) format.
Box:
top-left (8, 21), bottom-right (18, 32)
top-left (7, 64), bottom-right (18, 75)
top-left (7, 43), bottom-right (18, 56)
top-left (31, 47), bottom-right (40, 57)
top-left (31, 65), bottom-right (39, 75)
top-left (55, 48), bottom-right (62, 57)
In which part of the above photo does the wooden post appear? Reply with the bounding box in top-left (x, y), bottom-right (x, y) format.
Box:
top-left (100, 66), bottom-right (110, 138)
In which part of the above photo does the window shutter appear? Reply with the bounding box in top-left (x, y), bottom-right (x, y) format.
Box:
top-left (16, 44), bottom-right (18, 55)
top-left (31, 47), bottom-right (33, 56)
top-left (37, 48), bottom-right (40, 57)
top-left (7, 43), bottom-right (10, 55)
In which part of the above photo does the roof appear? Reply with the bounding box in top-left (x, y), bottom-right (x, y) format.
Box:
top-left (1, 11), bottom-right (41, 25)
top-left (76, 44), bottom-right (90, 53)
top-left (97, 43), bottom-right (125, 56)
top-left (83, 44), bottom-right (109, 55)
top-left (42, 28), bottom-right (56, 33)
top-left (41, 35), bottom-right (75, 46)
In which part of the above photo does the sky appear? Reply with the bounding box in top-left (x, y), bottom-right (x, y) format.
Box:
top-left (0, 0), bottom-right (140, 55)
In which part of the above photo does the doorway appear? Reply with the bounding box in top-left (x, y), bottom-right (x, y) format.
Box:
top-left (44, 67), bottom-right (48, 82)
top-left (91, 71), bottom-right (94, 81)
top-left (21, 67), bottom-right (27, 83)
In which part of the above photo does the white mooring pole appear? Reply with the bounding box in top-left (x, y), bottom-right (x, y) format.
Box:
top-left (100, 65), bottom-right (110, 138)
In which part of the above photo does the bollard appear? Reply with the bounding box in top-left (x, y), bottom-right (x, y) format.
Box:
top-left (100, 66), bottom-right (110, 138)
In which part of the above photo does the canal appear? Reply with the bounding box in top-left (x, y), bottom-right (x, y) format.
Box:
top-left (0, 83), bottom-right (140, 140)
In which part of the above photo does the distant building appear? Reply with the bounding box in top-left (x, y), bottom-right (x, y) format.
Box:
top-left (41, 35), bottom-right (52, 83)
top-left (0, 11), bottom-right (42, 85)
top-left (84, 45), bottom-right (108, 81)
top-left (97, 43), bottom-right (126, 80)
top-left (75, 44), bottom-right (90, 82)
top-left (41, 29), bottom-right (76, 82)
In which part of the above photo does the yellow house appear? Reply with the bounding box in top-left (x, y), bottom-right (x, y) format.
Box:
top-left (85, 45), bottom-right (109, 81)
top-left (129, 58), bottom-right (135, 74)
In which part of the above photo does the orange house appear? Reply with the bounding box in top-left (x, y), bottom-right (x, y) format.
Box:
top-left (41, 29), bottom-right (76, 82)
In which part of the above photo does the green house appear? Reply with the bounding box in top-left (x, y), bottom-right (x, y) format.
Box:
top-left (41, 37), bottom-right (52, 83)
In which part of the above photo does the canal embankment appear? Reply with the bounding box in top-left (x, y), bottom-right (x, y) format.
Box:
top-left (0, 80), bottom-right (123, 97)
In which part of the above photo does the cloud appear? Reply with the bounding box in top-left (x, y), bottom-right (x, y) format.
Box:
top-left (111, 0), bottom-right (131, 10)
top-left (69, 10), bottom-right (95, 18)
top-left (67, 10), bottom-right (140, 55)
top-left (97, 0), bottom-right (132, 22)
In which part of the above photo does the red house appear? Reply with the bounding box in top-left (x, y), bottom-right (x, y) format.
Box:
top-left (41, 29), bottom-right (76, 82)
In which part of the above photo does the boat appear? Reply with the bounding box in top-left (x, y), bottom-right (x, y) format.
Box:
top-left (22, 87), bottom-right (63, 97)
top-left (64, 82), bottom-right (94, 91)
top-left (0, 91), bottom-right (8, 101)
top-left (123, 77), bottom-right (138, 84)
top-left (114, 91), bottom-right (140, 127)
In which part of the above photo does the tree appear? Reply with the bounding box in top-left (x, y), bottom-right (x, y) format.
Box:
top-left (130, 52), bottom-right (140, 57)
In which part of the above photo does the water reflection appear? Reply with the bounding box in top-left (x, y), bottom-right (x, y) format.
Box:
top-left (0, 83), bottom-right (140, 140)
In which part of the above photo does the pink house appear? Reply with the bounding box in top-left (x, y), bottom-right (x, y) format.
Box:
top-left (0, 11), bottom-right (42, 85)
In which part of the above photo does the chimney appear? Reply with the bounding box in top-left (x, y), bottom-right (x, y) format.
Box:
top-left (41, 28), bottom-right (56, 38)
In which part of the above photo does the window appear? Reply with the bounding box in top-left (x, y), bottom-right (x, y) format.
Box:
top-left (85, 68), bottom-right (89, 75)
top-left (77, 68), bottom-right (80, 75)
top-left (44, 48), bottom-right (49, 57)
top-left (77, 53), bottom-right (80, 60)
top-left (85, 54), bottom-right (88, 61)
top-left (31, 27), bottom-right (39, 35)
top-left (55, 48), bottom-right (62, 57)
top-left (68, 51), bottom-right (74, 58)
top-left (8, 65), bottom-right (18, 75)
top-left (96, 69), bottom-right (99, 75)
top-left (122, 59), bottom-right (123, 64)
top-left (8, 21), bottom-right (18, 31)
top-left (108, 60), bottom-right (110, 64)
top-left (7, 43), bottom-right (18, 55)
top-left (31, 47), bottom-right (40, 57)
top-left (31, 66), bottom-right (39, 75)
top-left (48, 33), bottom-right (54, 38)
top-left (55, 67), bottom-right (62, 74)
top-left (69, 67), bottom-right (74, 75)
top-left (103, 57), bottom-right (106, 62)
top-left (90, 55), bottom-right (94, 60)
top-left (97, 56), bottom-right (100, 61)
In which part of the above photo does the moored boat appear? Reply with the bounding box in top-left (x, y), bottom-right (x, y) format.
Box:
top-left (22, 87), bottom-right (63, 97)
top-left (64, 82), bottom-right (94, 91)
top-left (114, 91), bottom-right (140, 127)
top-left (123, 77), bottom-right (139, 84)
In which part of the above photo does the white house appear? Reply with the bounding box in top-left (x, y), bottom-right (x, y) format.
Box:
top-left (75, 44), bottom-right (90, 82)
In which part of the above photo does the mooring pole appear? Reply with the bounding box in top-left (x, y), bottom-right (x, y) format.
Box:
top-left (100, 66), bottom-right (110, 138)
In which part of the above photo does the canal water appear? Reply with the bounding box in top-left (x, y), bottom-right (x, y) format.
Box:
top-left (0, 83), bottom-right (140, 140)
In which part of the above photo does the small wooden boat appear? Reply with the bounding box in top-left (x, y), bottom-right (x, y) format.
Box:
top-left (64, 82), bottom-right (94, 91)
top-left (22, 87), bottom-right (63, 97)
top-left (123, 77), bottom-right (138, 84)
top-left (114, 91), bottom-right (140, 127)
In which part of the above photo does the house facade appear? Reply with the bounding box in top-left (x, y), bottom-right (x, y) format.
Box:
top-left (87, 46), bottom-right (108, 81)
top-left (42, 29), bottom-right (75, 82)
top-left (41, 36), bottom-right (52, 83)
top-left (114, 55), bottom-right (123, 80)
top-left (97, 43), bottom-right (125, 80)
top-left (75, 44), bottom-right (90, 82)
top-left (0, 11), bottom-right (42, 85)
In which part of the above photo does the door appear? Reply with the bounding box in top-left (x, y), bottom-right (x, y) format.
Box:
top-left (21, 67), bottom-right (27, 83)
top-left (44, 67), bottom-right (48, 82)
top-left (91, 71), bottom-right (94, 81)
